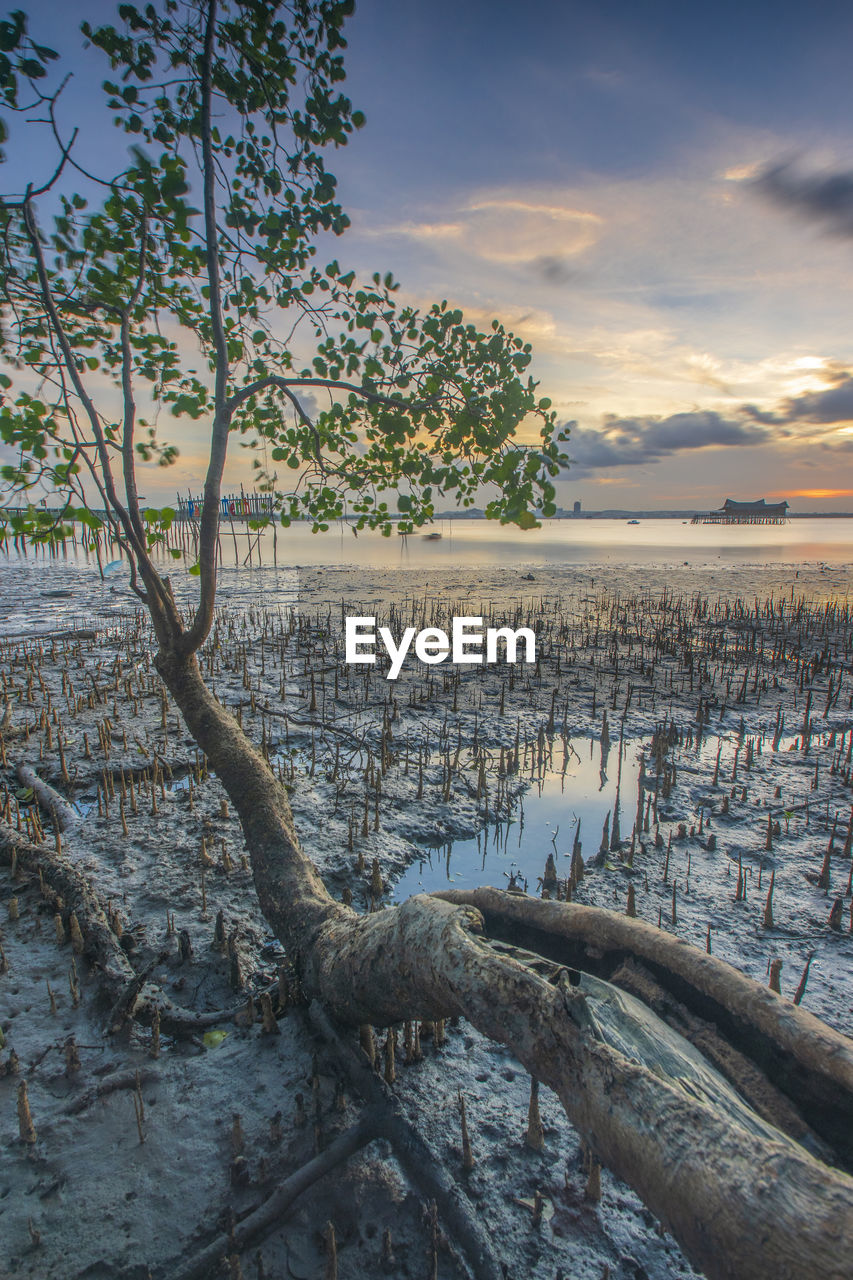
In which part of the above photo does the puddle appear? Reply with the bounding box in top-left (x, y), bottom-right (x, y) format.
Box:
top-left (391, 717), bottom-right (828, 900)
top-left (393, 735), bottom-right (645, 898)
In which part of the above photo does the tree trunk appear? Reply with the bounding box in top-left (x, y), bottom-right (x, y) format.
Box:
top-left (154, 647), bottom-right (853, 1280)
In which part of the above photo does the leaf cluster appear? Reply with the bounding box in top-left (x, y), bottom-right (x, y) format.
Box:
top-left (0, 0), bottom-right (568, 575)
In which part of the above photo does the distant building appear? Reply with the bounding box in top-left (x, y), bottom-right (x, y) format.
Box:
top-left (573, 500), bottom-right (582, 515)
top-left (693, 497), bottom-right (789, 525)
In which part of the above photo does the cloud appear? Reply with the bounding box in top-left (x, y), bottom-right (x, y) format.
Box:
top-left (533, 255), bottom-right (577, 285)
top-left (381, 220), bottom-right (464, 242)
top-left (640, 410), bottom-right (766, 450)
top-left (723, 162), bottom-right (762, 183)
top-left (367, 195), bottom-right (602, 279)
top-left (819, 436), bottom-right (853, 452)
top-left (777, 376), bottom-right (853, 424)
top-left (754, 159), bottom-right (853, 239)
top-left (566, 408), bottom-right (769, 477)
top-left (742, 369), bottom-right (853, 427)
top-left (788, 488), bottom-right (853, 498)
top-left (563, 356), bottom-right (853, 481)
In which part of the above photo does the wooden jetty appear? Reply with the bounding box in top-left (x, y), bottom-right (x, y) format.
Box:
top-left (175, 490), bottom-right (275, 522)
top-left (1, 490), bottom-right (283, 569)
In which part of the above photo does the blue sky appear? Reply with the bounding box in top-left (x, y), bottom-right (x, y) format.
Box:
top-left (10, 0), bottom-right (853, 509)
top-left (328, 0), bottom-right (853, 509)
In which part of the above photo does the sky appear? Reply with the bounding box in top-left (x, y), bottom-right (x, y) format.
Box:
top-left (9, 0), bottom-right (853, 511)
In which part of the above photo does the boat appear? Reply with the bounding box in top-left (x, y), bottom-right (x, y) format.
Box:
top-left (627, 519), bottom-right (640, 525)
top-left (423, 531), bottom-right (442, 541)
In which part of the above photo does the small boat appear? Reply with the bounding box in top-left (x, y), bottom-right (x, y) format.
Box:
top-left (423, 531), bottom-right (442, 541)
top-left (627, 519), bottom-right (640, 525)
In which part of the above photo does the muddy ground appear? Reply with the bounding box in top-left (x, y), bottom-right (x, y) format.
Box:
top-left (1, 561), bottom-right (851, 1280)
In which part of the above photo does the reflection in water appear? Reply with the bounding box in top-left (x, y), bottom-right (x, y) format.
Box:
top-left (393, 734), bottom-right (645, 899)
top-left (172, 515), bottom-right (853, 570)
top-left (391, 721), bottom-right (773, 901)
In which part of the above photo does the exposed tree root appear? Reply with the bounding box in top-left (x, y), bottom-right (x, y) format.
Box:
top-left (64, 1067), bottom-right (160, 1117)
top-left (480, 934), bottom-right (836, 1164)
top-left (608, 955), bottom-right (835, 1160)
top-left (301, 894), bottom-right (853, 1280)
top-left (256, 701), bottom-right (369, 750)
top-left (0, 820), bottom-right (243, 1037)
top-left (0, 628), bottom-right (97, 645)
top-left (16, 761), bottom-right (78, 832)
top-left (435, 886), bottom-right (853, 1170)
top-left (308, 1000), bottom-right (506, 1280)
top-left (162, 1108), bottom-right (380, 1280)
top-left (157, 1000), bottom-right (506, 1280)
top-left (153, 647), bottom-right (853, 1280)
top-left (0, 818), bottom-right (136, 1002)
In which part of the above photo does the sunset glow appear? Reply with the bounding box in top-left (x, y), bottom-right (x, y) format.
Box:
top-left (7, 0), bottom-right (853, 513)
top-left (786, 489), bottom-right (853, 499)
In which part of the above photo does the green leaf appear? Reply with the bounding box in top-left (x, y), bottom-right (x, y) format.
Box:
top-left (0, 3), bottom-right (565, 579)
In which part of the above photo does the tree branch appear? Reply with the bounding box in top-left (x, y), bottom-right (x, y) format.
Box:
top-left (119, 210), bottom-right (158, 555)
top-left (22, 196), bottom-right (181, 646)
top-left (182, 0), bottom-right (230, 657)
top-left (226, 374), bottom-right (437, 418)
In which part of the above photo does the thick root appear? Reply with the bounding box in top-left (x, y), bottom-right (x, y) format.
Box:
top-left (434, 886), bottom-right (853, 1168)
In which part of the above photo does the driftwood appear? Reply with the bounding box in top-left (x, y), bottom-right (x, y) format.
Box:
top-left (152, 647), bottom-right (853, 1280)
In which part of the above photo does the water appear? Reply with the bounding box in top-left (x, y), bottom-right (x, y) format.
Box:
top-left (2, 516), bottom-right (851, 639)
top-left (390, 721), bottom-right (819, 905)
top-left (393, 734), bottom-right (644, 899)
top-left (173, 514), bottom-right (853, 570)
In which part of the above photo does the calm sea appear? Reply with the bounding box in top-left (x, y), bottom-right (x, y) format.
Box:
top-left (1, 516), bottom-right (851, 637)
top-left (240, 514), bottom-right (853, 569)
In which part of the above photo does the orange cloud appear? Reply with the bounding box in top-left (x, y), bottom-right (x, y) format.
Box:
top-left (785, 488), bottom-right (853, 498)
